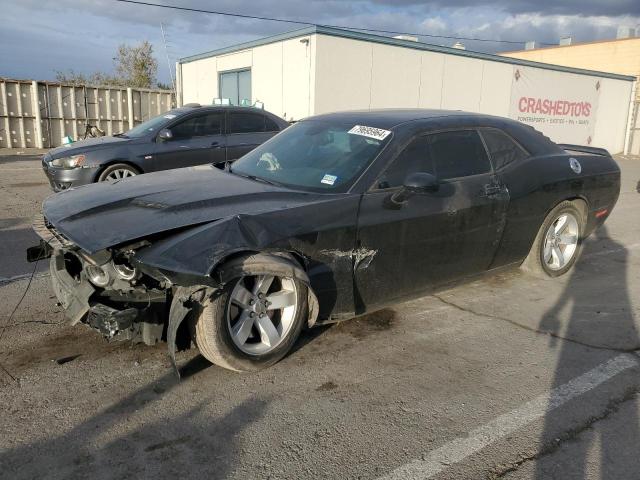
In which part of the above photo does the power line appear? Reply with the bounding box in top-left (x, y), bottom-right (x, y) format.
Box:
top-left (113, 0), bottom-right (553, 46)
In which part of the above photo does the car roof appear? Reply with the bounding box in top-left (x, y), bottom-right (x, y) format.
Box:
top-left (305, 109), bottom-right (512, 130)
top-left (172, 105), bottom-right (275, 115)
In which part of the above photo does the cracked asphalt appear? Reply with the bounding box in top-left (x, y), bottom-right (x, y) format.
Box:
top-left (1, 150), bottom-right (639, 479)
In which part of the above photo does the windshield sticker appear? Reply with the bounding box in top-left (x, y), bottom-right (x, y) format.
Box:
top-left (163, 114), bottom-right (177, 119)
top-left (348, 125), bottom-right (391, 141)
top-left (321, 174), bottom-right (337, 186)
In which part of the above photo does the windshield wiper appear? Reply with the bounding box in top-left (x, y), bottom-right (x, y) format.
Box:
top-left (113, 132), bottom-right (129, 138)
top-left (230, 169), bottom-right (283, 187)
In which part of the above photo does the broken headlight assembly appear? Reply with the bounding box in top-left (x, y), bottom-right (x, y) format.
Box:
top-left (83, 254), bottom-right (139, 288)
top-left (111, 257), bottom-right (137, 281)
top-left (86, 264), bottom-right (111, 287)
top-left (50, 154), bottom-right (85, 169)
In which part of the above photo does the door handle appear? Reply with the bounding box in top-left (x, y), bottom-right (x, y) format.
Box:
top-left (210, 141), bottom-right (221, 148)
top-left (482, 184), bottom-right (502, 197)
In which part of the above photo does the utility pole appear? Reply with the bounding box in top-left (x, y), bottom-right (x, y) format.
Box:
top-left (160, 23), bottom-right (176, 94)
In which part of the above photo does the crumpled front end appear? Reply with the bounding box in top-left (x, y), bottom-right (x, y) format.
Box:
top-left (32, 215), bottom-right (172, 345)
top-left (29, 211), bottom-right (322, 377)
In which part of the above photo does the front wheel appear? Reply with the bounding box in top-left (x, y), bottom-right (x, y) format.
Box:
top-left (97, 163), bottom-right (139, 182)
top-left (522, 200), bottom-right (585, 277)
top-left (190, 257), bottom-right (308, 372)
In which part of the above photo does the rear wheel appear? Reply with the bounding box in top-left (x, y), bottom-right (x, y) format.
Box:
top-left (190, 256), bottom-right (308, 372)
top-left (97, 163), bottom-right (139, 182)
top-left (522, 200), bottom-right (584, 277)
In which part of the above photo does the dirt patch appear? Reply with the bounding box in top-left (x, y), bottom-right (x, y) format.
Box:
top-left (332, 308), bottom-right (396, 340)
top-left (0, 324), bottom-right (164, 376)
top-left (483, 269), bottom-right (523, 287)
top-left (316, 380), bottom-right (338, 391)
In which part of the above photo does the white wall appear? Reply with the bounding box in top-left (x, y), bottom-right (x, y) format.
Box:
top-left (592, 77), bottom-right (634, 152)
top-left (252, 42), bottom-right (283, 117)
top-left (313, 36), bottom-right (373, 114)
top-left (369, 44), bottom-right (422, 108)
top-left (417, 51), bottom-right (445, 108)
top-left (281, 36), bottom-right (314, 120)
top-left (179, 37), bottom-right (313, 121)
top-left (181, 33), bottom-right (633, 152)
top-left (312, 34), bottom-right (633, 152)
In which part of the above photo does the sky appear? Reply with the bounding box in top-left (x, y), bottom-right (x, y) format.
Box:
top-left (1, 0), bottom-right (639, 86)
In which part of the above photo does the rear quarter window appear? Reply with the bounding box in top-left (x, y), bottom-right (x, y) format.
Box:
top-left (429, 130), bottom-right (492, 180)
top-left (228, 112), bottom-right (266, 134)
top-left (481, 128), bottom-right (529, 170)
top-left (265, 116), bottom-right (280, 132)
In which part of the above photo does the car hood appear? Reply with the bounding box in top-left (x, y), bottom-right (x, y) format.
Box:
top-left (46, 135), bottom-right (131, 158)
top-left (43, 165), bottom-right (327, 253)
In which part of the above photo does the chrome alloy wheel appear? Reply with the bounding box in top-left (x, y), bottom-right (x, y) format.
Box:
top-left (543, 212), bottom-right (579, 271)
top-left (227, 275), bottom-right (298, 355)
top-left (105, 168), bottom-right (136, 180)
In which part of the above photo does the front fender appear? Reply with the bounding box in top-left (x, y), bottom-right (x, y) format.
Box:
top-left (133, 214), bottom-right (299, 285)
top-left (165, 252), bottom-right (319, 378)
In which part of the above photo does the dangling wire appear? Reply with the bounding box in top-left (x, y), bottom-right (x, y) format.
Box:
top-left (0, 242), bottom-right (50, 383)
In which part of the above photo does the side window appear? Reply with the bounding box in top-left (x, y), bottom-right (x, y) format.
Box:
top-left (377, 136), bottom-right (434, 189)
top-left (265, 116), bottom-right (280, 132)
top-left (171, 113), bottom-right (222, 139)
top-left (228, 113), bottom-right (265, 134)
top-left (480, 128), bottom-right (529, 170)
top-left (429, 130), bottom-right (491, 180)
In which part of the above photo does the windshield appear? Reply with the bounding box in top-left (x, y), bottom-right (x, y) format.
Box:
top-left (125, 111), bottom-right (179, 138)
top-left (230, 120), bottom-right (392, 192)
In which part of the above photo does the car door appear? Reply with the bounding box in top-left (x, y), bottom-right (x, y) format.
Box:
top-left (427, 130), bottom-right (509, 280)
top-left (150, 111), bottom-right (226, 171)
top-left (354, 129), bottom-right (509, 310)
top-left (225, 111), bottom-right (278, 161)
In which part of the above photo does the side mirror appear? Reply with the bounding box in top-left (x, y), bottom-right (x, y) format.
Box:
top-left (158, 128), bottom-right (173, 141)
top-left (388, 172), bottom-right (439, 207)
top-left (403, 172), bottom-right (439, 194)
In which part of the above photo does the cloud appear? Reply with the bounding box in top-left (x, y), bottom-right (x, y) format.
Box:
top-left (1, 0), bottom-right (639, 83)
top-left (369, 0), bottom-right (640, 17)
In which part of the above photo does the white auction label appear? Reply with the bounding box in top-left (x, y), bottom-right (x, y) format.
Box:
top-left (348, 125), bottom-right (391, 141)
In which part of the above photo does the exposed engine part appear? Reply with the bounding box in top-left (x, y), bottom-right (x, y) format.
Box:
top-left (87, 304), bottom-right (137, 336)
top-left (86, 264), bottom-right (110, 287)
top-left (112, 259), bottom-right (137, 280)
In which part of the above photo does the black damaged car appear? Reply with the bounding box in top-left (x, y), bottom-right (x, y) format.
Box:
top-left (29, 109), bottom-right (620, 373)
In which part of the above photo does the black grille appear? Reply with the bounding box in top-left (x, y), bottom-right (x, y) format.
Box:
top-left (32, 214), bottom-right (74, 249)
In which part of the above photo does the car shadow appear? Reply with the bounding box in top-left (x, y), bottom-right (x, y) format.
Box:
top-left (0, 355), bottom-right (269, 480)
top-left (533, 225), bottom-right (640, 478)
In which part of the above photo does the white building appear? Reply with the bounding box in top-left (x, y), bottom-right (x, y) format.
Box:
top-left (177, 26), bottom-right (636, 153)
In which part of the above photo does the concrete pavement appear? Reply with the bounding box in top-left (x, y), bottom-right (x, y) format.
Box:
top-left (0, 153), bottom-right (639, 479)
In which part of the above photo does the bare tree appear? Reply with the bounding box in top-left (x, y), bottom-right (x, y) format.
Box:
top-left (114, 41), bottom-right (157, 88)
top-left (55, 41), bottom-right (158, 89)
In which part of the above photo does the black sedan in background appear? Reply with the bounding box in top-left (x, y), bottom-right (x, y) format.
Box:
top-left (41, 105), bottom-right (289, 191)
top-left (30, 109), bottom-right (620, 373)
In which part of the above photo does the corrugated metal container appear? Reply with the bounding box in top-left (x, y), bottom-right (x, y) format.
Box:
top-left (0, 78), bottom-right (175, 148)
